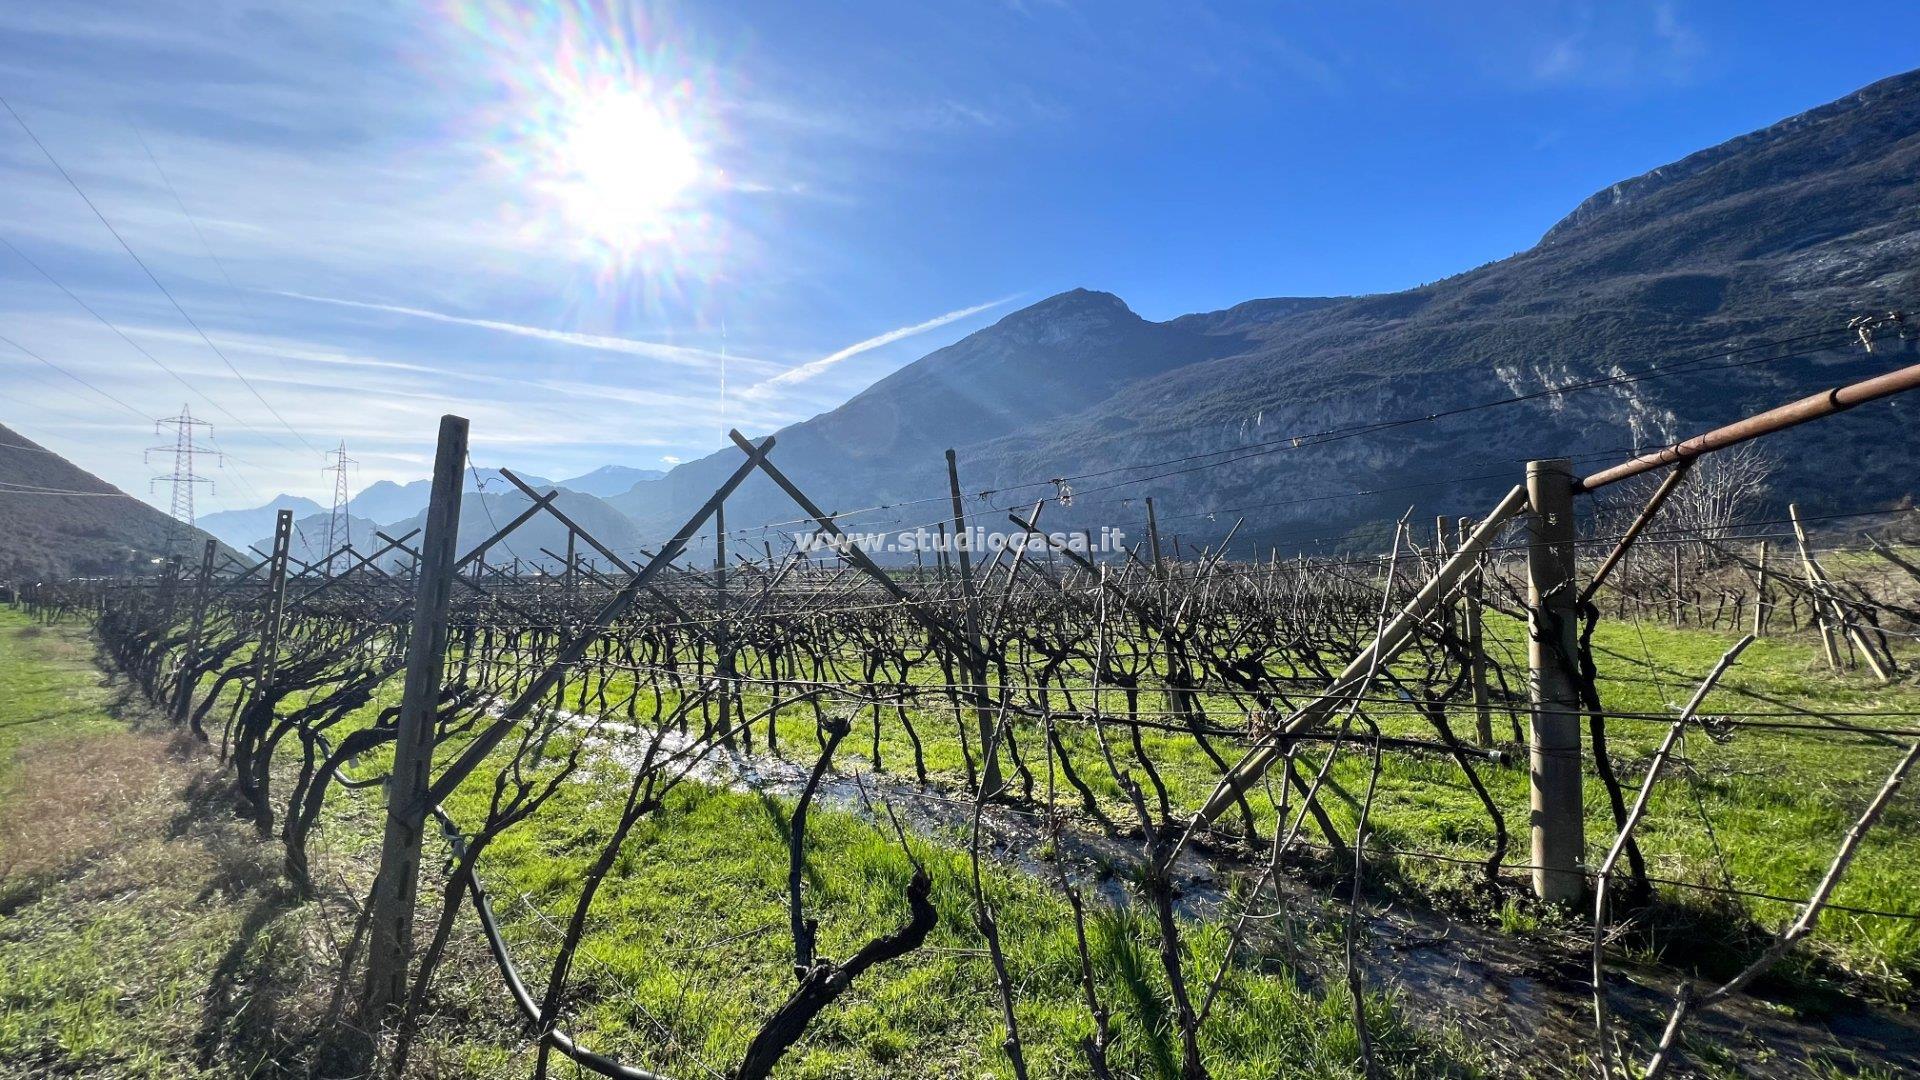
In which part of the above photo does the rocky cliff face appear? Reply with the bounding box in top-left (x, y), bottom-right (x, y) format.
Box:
top-left (619, 69), bottom-right (1920, 557)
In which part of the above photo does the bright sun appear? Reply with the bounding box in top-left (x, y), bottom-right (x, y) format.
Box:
top-left (547, 89), bottom-right (702, 246)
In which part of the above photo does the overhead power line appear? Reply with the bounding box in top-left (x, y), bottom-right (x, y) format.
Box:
top-left (0, 331), bottom-right (152, 421)
top-left (2, 96), bottom-right (319, 456)
top-left (1, 236), bottom-right (233, 424)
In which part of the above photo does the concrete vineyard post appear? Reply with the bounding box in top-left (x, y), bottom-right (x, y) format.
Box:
top-left (173, 537), bottom-right (218, 721)
top-left (257, 510), bottom-right (294, 694)
top-left (1526, 459), bottom-right (1586, 904)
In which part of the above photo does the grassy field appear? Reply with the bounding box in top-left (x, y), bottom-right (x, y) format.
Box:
top-left (5, 584), bottom-right (1918, 1078)
top-left (0, 608), bottom-right (1490, 1078)
top-left (0, 608), bottom-right (342, 1079)
top-left (492, 607), bottom-right (1920, 999)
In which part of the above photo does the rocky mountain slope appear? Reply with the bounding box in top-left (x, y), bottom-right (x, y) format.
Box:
top-left (0, 424), bottom-right (227, 579)
top-left (615, 68), bottom-right (1920, 556)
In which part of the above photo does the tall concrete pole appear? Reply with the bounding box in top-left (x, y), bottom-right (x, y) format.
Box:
top-left (1526, 459), bottom-right (1586, 904)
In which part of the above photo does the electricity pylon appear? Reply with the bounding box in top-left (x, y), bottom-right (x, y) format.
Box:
top-left (147, 405), bottom-right (219, 554)
top-left (322, 440), bottom-right (357, 573)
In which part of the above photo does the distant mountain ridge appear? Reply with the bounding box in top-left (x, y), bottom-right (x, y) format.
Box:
top-left (344, 467), bottom-right (554, 525)
top-left (227, 468), bottom-right (659, 569)
top-left (559, 465), bottom-right (665, 497)
top-left (198, 494), bottom-right (325, 550)
top-left (216, 463), bottom-right (669, 553)
top-left (607, 67), bottom-right (1920, 556)
top-left (367, 489), bottom-right (645, 573)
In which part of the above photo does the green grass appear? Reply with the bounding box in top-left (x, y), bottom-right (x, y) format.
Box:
top-left (9, 591), bottom-right (1919, 1078)
top-left (0, 607), bottom-right (294, 1078)
top-left (442, 773), bottom-right (1465, 1079)
top-left (409, 606), bottom-right (1920, 999)
top-left (508, 611), bottom-right (1920, 996)
top-left (0, 608), bottom-right (120, 792)
top-left (0, 608), bottom-right (1490, 1078)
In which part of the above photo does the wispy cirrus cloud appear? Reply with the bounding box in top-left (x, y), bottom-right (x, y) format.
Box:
top-left (275, 291), bottom-right (774, 372)
top-left (1527, 1), bottom-right (1703, 88)
top-left (739, 295), bottom-right (1018, 399)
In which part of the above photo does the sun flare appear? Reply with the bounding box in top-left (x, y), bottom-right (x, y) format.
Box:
top-left (450, 0), bottom-right (730, 293)
top-left (546, 89), bottom-right (702, 246)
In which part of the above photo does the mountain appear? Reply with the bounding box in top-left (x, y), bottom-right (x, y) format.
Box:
top-left (559, 465), bottom-right (666, 497)
top-left (342, 480), bottom-right (429, 526)
top-left (207, 468), bottom-right (559, 533)
top-left (245, 512), bottom-right (388, 567)
top-left (0, 424), bottom-right (228, 579)
top-left (249, 486), bottom-right (643, 573)
top-left (614, 69), bottom-right (1920, 557)
top-left (225, 470), bottom-right (669, 572)
top-left (374, 489), bottom-right (645, 573)
top-left (197, 494), bottom-right (325, 550)
top-left (607, 288), bottom-right (1252, 532)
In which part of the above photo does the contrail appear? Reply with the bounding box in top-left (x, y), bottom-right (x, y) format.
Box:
top-left (739, 295), bottom-right (1018, 399)
top-left (278, 291), bottom-right (771, 371)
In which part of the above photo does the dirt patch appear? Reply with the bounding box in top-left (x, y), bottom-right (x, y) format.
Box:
top-left (0, 728), bottom-right (181, 907)
top-left (0, 676), bottom-right (381, 1077)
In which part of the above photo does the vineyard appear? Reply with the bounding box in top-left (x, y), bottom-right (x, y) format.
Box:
top-left (10, 361), bottom-right (1920, 1080)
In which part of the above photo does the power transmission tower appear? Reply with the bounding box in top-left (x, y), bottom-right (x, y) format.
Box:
top-left (147, 405), bottom-right (219, 553)
top-left (322, 440), bottom-right (357, 573)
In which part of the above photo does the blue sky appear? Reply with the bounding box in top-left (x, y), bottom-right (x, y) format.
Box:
top-left (3, 0), bottom-right (1917, 512)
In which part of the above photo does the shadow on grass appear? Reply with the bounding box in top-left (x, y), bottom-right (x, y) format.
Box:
top-left (1095, 907), bottom-right (1180, 1078)
top-left (187, 877), bottom-right (379, 1080)
top-left (756, 787), bottom-right (828, 894)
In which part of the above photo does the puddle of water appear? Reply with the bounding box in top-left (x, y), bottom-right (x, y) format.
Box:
top-left (552, 709), bottom-right (1920, 1077)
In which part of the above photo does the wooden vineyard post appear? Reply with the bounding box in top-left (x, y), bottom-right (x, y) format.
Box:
top-left (1145, 497), bottom-right (1186, 720)
top-left (1458, 518), bottom-right (1493, 747)
top-left (1753, 540), bottom-right (1769, 637)
top-left (946, 450), bottom-right (1001, 797)
top-left (364, 414), bottom-right (468, 1018)
top-left (565, 528), bottom-right (577, 601)
top-left (1526, 459), bottom-right (1586, 904)
top-left (172, 537), bottom-right (218, 721)
top-left (159, 552), bottom-right (184, 629)
top-left (1146, 497), bottom-right (1166, 572)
